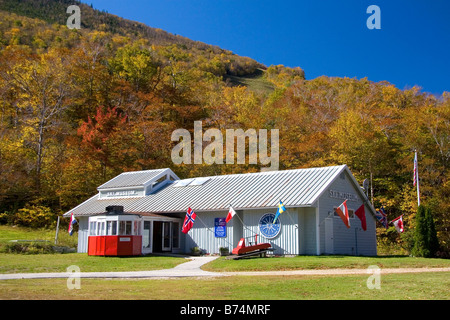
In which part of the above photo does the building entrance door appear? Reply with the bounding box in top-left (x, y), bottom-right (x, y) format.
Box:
top-left (152, 221), bottom-right (172, 252)
top-left (325, 218), bottom-right (334, 254)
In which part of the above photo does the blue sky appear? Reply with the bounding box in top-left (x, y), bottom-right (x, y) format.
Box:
top-left (84, 0), bottom-right (449, 95)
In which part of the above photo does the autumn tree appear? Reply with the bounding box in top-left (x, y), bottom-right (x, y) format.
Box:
top-left (0, 46), bottom-right (74, 193)
top-left (77, 105), bottom-right (131, 179)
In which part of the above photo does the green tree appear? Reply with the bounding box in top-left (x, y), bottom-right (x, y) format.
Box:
top-left (412, 205), bottom-right (440, 257)
top-left (412, 205), bottom-right (429, 257)
top-left (425, 206), bottom-right (440, 257)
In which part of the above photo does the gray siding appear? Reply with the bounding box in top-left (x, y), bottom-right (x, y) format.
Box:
top-left (242, 208), bottom-right (299, 255)
top-left (77, 217), bottom-right (89, 253)
top-left (184, 210), bottom-right (235, 254)
top-left (318, 170), bottom-right (377, 256)
top-left (299, 207), bottom-right (317, 255)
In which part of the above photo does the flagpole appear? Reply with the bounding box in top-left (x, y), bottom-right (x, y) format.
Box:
top-left (230, 205), bottom-right (258, 237)
top-left (415, 150), bottom-right (420, 206)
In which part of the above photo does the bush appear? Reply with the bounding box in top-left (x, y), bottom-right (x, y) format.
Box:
top-left (1, 241), bottom-right (55, 254)
top-left (411, 205), bottom-right (440, 257)
top-left (219, 247), bottom-right (229, 256)
top-left (14, 205), bottom-right (56, 228)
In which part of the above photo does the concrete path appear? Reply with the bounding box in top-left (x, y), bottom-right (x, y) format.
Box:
top-left (0, 256), bottom-right (224, 280)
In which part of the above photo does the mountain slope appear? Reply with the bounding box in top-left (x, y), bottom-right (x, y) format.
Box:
top-left (0, 0), bottom-right (269, 77)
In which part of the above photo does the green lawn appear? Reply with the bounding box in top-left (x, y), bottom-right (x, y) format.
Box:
top-left (0, 225), bottom-right (186, 273)
top-left (1, 225), bottom-right (449, 301)
top-left (0, 253), bottom-right (186, 273)
top-left (203, 255), bottom-right (450, 272)
top-left (0, 225), bottom-right (77, 248)
top-left (1, 272), bottom-right (449, 300)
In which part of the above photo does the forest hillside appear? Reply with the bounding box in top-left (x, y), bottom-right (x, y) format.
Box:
top-left (0, 0), bottom-right (448, 255)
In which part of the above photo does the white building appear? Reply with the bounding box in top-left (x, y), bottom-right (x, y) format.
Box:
top-left (64, 165), bottom-right (377, 256)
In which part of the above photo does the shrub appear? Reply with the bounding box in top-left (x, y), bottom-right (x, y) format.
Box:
top-left (1, 241), bottom-right (55, 254)
top-left (14, 205), bottom-right (56, 228)
top-left (411, 205), bottom-right (440, 257)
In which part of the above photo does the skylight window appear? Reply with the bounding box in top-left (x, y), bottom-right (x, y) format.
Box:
top-left (190, 177), bottom-right (211, 186)
top-left (173, 178), bottom-right (195, 187)
top-left (172, 177), bottom-right (210, 187)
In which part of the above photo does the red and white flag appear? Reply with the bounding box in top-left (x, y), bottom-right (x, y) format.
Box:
top-left (182, 207), bottom-right (197, 234)
top-left (335, 200), bottom-right (351, 228)
top-left (225, 206), bottom-right (236, 223)
top-left (355, 204), bottom-right (367, 231)
top-left (391, 215), bottom-right (404, 233)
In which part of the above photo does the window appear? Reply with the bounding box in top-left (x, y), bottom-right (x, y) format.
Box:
top-left (143, 221), bottom-right (151, 248)
top-left (134, 221), bottom-right (141, 236)
top-left (173, 178), bottom-right (194, 187)
top-left (152, 175), bottom-right (167, 188)
top-left (190, 177), bottom-right (210, 186)
top-left (126, 221), bottom-right (132, 235)
top-left (96, 221), bottom-right (105, 236)
top-left (119, 221), bottom-right (132, 235)
top-left (107, 221), bottom-right (117, 235)
top-left (173, 177), bottom-right (210, 187)
top-left (333, 208), bottom-right (354, 218)
top-left (89, 222), bottom-right (96, 235)
top-left (119, 221), bottom-right (125, 235)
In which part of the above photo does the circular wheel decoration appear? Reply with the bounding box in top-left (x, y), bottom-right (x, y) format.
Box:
top-left (259, 213), bottom-right (281, 239)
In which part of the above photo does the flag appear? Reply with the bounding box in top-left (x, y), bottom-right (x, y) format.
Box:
top-left (273, 200), bottom-right (286, 223)
top-left (375, 206), bottom-right (388, 229)
top-left (225, 206), bottom-right (236, 223)
top-left (182, 207), bottom-right (197, 234)
top-left (68, 212), bottom-right (77, 236)
top-left (335, 200), bottom-right (350, 228)
top-left (391, 215), bottom-right (404, 233)
top-left (355, 204), bottom-right (367, 231)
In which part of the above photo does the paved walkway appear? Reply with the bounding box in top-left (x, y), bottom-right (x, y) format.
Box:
top-left (1, 256), bottom-right (449, 280)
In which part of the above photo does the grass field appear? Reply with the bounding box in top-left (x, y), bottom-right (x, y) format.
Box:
top-left (203, 255), bottom-right (450, 272)
top-left (224, 69), bottom-right (275, 94)
top-left (0, 253), bottom-right (186, 273)
top-left (1, 272), bottom-right (449, 300)
top-left (0, 225), bottom-right (77, 248)
top-left (1, 225), bottom-right (449, 300)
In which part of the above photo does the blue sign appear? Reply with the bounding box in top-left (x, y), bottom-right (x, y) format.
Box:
top-left (215, 218), bottom-right (227, 238)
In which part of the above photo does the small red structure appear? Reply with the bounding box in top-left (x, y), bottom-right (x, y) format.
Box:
top-left (88, 206), bottom-right (142, 256)
top-left (88, 235), bottom-right (142, 256)
top-left (232, 236), bottom-right (271, 255)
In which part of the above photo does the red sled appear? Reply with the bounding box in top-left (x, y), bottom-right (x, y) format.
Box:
top-left (232, 237), bottom-right (271, 255)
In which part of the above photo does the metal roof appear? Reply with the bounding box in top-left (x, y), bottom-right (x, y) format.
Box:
top-left (64, 165), bottom-right (372, 217)
top-left (97, 168), bottom-right (177, 190)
